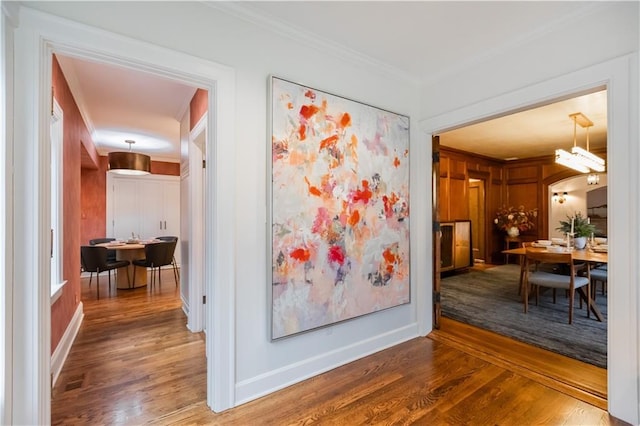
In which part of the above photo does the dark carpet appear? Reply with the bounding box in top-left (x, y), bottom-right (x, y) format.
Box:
top-left (441, 264), bottom-right (607, 368)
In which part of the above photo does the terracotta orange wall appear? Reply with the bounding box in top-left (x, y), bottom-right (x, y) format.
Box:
top-left (190, 88), bottom-right (208, 130)
top-left (81, 158), bottom-right (180, 245)
top-left (81, 156), bottom-right (108, 244)
top-left (52, 55), bottom-right (88, 353)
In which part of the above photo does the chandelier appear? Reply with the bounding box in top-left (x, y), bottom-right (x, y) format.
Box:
top-left (108, 139), bottom-right (151, 175)
top-left (555, 112), bottom-right (605, 173)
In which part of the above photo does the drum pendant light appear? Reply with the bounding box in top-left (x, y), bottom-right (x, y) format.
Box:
top-left (108, 139), bottom-right (151, 175)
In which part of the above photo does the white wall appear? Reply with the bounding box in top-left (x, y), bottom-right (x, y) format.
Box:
top-left (548, 175), bottom-right (608, 239)
top-left (22, 1), bottom-right (424, 405)
top-left (420, 2), bottom-right (639, 119)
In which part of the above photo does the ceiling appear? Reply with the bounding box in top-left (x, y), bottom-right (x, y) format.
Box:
top-left (54, 1), bottom-right (608, 164)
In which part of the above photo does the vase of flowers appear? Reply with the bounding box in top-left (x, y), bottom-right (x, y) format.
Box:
top-left (494, 205), bottom-right (538, 236)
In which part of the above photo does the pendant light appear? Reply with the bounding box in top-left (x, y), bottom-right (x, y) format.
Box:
top-left (108, 139), bottom-right (151, 175)
top-left (555, 112), bottom-right (605, 173)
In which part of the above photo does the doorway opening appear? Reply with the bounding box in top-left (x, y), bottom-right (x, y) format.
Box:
top-left (467, 174), bottom-right (487, 264)
top-left (431, 88), bottom-right (610, 403)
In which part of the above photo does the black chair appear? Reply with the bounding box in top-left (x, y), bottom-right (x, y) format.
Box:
top-left (80, 245), bottom-right (130, 299)
top-left (155, 236), bottom-right (180, 283)
top-left (133, 241), bottom-right (175, 289)
top-left (88, 238), bottom-right (117, 286)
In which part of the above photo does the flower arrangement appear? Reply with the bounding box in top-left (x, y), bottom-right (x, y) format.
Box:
top-left (556, 212), bottom-right (596, 238)
top-left (494, 205), bottom-right (538, 233)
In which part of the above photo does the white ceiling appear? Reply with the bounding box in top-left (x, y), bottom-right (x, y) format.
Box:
top-left (55, 1), bottom-right (607, 163)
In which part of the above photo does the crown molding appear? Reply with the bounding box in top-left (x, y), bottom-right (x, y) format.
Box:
top-left (204, 1), bottom-right (420, 87)
top-left (421, 2), bottom-right (609, 87)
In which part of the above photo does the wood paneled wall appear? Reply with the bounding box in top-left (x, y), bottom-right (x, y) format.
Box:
top-left (438, 147), bottom-right (604, 264)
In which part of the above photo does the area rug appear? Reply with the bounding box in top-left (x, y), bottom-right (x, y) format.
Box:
top-left (441, 264), bottom-right (607, 368)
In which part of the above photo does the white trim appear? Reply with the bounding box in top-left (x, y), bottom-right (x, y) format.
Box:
top-left (50, 303), bottom-right (83, 387)
top-left (188, 113), bottom-right (207, 333)
top-left (235, 323), bottom-right (418, 405)
top-left (420, 54), bottom-right (638, 425)
top-left (50, 279), bottom-right (67, 306)
top-left (50, 98), bottom-right (63, 294)
top-left (1, 4), bottom-right (18, 424)
top-left (11, 6), bottom-right (237, 421)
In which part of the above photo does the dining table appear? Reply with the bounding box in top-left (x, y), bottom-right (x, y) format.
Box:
top-left (96, 241), bottom-right (156, 289)
top-left (501, 245), bottom-right (608, 322)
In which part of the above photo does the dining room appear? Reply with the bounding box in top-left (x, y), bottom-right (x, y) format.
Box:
top-left (433, 89), bottom-right (609, 394)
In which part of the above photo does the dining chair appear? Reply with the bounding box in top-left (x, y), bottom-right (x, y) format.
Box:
top-left (88, 238), bottom-right (117, 286)
top-left (523, 248), bottom-right (591, 324)
top-left (589, 265), bottom-right (608, 301)
top-left (80, 245), bottom-right (130, 299)
top-left (155, 236), bottom-right (180, 283)
top-left (132, 241), bottom-right (175, 289)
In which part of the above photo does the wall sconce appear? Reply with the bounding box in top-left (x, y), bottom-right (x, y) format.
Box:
top-left (553, 192), bottom-right (567, 204)
top-left (587, 173), bottom-right (600, 185)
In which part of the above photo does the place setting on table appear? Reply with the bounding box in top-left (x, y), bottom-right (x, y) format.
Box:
top-left (94, 235), bottom-right (164, 289)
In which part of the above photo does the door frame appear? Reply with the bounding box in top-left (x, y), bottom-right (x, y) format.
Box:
top-left (421, 55), bottom-right (637, 422)
top-left (10, 7), bottom-right (237, 423)
top-left (188, 114), bottom-right (207, 332)
top-left (467, 170), bottom-right (489, 263)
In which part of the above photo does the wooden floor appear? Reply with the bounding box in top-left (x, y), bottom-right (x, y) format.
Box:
top-left (52, 270), bottom-right (625, 425)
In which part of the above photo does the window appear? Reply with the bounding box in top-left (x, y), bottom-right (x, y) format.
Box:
top-left (51, 99), bottom-right (65, 303)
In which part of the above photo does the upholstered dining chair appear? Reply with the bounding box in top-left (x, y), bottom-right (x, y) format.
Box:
top-left (590, 265), bottom-right (608, 301)
top-left (523, 248), bottom-right (591, 324)
top-left (132, 241), bottom-right (175, 289)
top-left (80, 245), bottom-right (130, 299)
top-left (87, 238), bottom-right (117, 285)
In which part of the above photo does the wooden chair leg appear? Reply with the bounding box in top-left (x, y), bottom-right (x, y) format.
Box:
top-left (568, 289), bottom-right (574, 324)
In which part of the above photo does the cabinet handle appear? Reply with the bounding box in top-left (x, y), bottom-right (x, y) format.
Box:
top-left (160, 221), bottom-right (162, 229)
top-left (164, 221), bottom-right (167, 229)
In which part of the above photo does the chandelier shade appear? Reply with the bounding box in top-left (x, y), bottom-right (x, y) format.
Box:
top-left (107, 140), bottom-right (151, 175)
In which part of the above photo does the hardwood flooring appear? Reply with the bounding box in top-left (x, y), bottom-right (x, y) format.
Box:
top-left (52, 270), bottom-right (625, 425)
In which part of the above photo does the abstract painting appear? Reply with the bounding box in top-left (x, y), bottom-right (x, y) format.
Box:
top-left (269, 76), bottom-right (410, 339)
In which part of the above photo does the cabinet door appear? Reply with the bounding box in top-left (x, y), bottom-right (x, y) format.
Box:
top-left (138, 180), bottom-right (164, 239)
top-left (161, 181), bottom-right (181, 264)
top-left (110, 178), bottom-right (140, 239)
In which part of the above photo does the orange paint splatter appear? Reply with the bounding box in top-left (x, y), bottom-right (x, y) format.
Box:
top-left (382, 247), bottom-right (397, 264)
top-left (339, 113), bottom-right (351, 129)
top-left (304, 90), bottom-right (316, 100)
top-left (319, 135), bottom-right (339, 150)
top-left (287, 102), bottom-right (294, 110)
top-left (393, 156), bottom-right (400, 168)
top-left (383, 192), bottom-right (400, 217)
top-left (290, 247), bottom-right (310, 262)
top-left (348, 210), bottom-right (360, 227)
top-left (298, 124), bottom-right (306, 140)
top-left (352, 180), bottom-right (373, 204)
top-left (304, 176), bottom-right (322, 197)
top-left (300, 104), bottom-right (319, 120)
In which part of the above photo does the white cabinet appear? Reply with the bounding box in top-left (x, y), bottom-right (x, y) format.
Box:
top-left (107, 173), bottom-right (181, 263)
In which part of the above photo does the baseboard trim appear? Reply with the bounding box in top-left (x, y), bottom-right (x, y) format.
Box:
top-left (235, 323), bottom-right (418, 406)
top-left (51, 302), bottom-right (84, 386)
